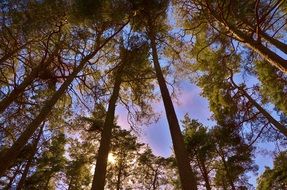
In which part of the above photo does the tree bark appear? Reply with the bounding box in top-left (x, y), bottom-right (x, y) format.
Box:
top-left (16, 124), bottom-right (44, 190)
top-left (91, 61), bottom-right (125, 190)
top-left (4, 165), bottom-right (21, 190)
top-left (0, 24), bottom-right (126, 176)
top-left (196, 157), bottom-right (211, 190)
top-left (227, 23), bottom-right (287, 73)
top-left (218, 150), bottom-right (236, 190)
top-left (239, 18), bottom-right (287, 55)
top-left (239, 87), bottom-right (287, 137)
top-left (148, 20), bottom-right (197, 190)
top-left (116, 159), bottom-right (123, 190)
top-left (152, 168), bottom-right (158, 190)
top-left (206, 6), bottom-right (287, 73)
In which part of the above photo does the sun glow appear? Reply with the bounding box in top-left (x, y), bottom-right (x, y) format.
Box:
top-left (108, 153), bottom-right (116, 164)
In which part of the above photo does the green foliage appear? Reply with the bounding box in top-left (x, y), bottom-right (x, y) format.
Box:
top-left (189, 32), bottom-right (241, 125)
top-left (211, 125), bottom-right (258, 189)
top-left (0, 0), bottom-right (287, 189)
top-left (255, 61), bottom-right (287, 114)
top-left (24, 133), bottom-right (67, 189)
top-left (257, 151), bottom-right (287, 190)
top-left (182, 115), bottom-right (258, 189)
top-left (66, 140), bottom-right (93, 190)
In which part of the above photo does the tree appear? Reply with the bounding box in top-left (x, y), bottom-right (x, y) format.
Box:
top-left (257, 151), bottom-right (287, 190)
top-left (105, 127), bottom-right (142, 190)
top-left (181, 25), bottom-right (287, 138)
top-left (211, 125), bottom-right (258, 190)
top-left (255, 60), bottom-right (287, 115)
top-left (65, 140), bottom-right (93, 190)
top-left (23, 133), bottom-right (67, 190)
top-left (182, 115), bottom-right (214, 190)
top-left (174, 0), bottom-right (287, 73)
top-left (182, 114), bottom-right (258, 190)
top-left (130, 1), bottom-right (198, 189)
top-left (16, 125), bottom-right (44, 190)
top-left (0, 22), bottom-right (127, 176)
top-left (91, 34), bottom-right (151, 190)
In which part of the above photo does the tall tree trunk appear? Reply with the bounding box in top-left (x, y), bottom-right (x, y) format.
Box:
top-left (0, 24), bottom-right (126, 176)
top-left (206, 6), bottom-right (287, 73)
top-left (91, 62), bottom-right (125, 190)
top-left (258, 31), bottom-right (287, 55)
top-left (227, 23), bottom-right (287, 73)
top-left (116, 158), bottom-right (123, 190)
top-left (217, 148), bottom-right (236, 190)
top-left (67, 178), bottom-right (73, 190)
top-left (229, 77), bottom-right (287, 137)
top-left (44, 174), bottom-right (52, 190)
top-left (0, 47), bottom-right (59, 114)
top-left (196, 157), bottom-right (211, 190)
top-left (240, 18), bottom-right (287, 55)
top-left (239, 87), bottom-right (287, 137)
top-left (148, 21), bottom-right (197, 190)
top-left (16, 124), bottom-right (44, 190)
top-left (152, 168), bottom-right (159, 190)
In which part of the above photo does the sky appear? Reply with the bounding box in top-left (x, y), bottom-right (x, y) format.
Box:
top-left (116, 77), bottom-right (276, 187)
top-left (113, 5), bottom-right (287, 188)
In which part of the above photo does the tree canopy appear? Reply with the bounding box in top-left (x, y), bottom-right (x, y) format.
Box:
top-left (0, 0), bottom-right (287, 189)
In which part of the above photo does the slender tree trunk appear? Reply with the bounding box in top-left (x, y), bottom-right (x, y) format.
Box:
top-left (148, 21), bottom-right (197, 190)
top-left (44, 174), bottom-right (52, 190)
top-left (227, 23), bottom-right (287, 73)
top-left (91, 62), bottom-right (125, 190)
top-left (230, 77), bottom-right (287, 136)
top-left (196, 157), bottom-right (211, 190)
top-left (16, 124), bottom-right (44, 190)
top-left (4, 165), bottom-right (21, 190)
top-left (239, 87), bottom-right (287, 137)
top-left (217, 149), bottom-right (236, 190)
top-left (258, 31), bottom-right (287, 55)
top-left (240, 18), bottom-right (287, 55)
top-left (116, 159), bottom-right (123, 190)
top-left (67, 178), bottom-right (73, 190)
top-left (152, 168), bottom-right (158, 190)
top-left (0, 24), bottom-right (126, 176)
top-left (207, 7), bottom-right (287, 73)
top-left (0, 47), bottom-right (59, 114)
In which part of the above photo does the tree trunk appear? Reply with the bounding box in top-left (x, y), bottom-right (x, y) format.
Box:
top-left (116, 159), bottom-right (123, 190)
top-left (227, 23), bottom-right (287, 73)
top-left (16, 124), bottom-right (44, 190)
top-left (148, 20), bottom-right (197, 190)
top-left (217, 148), bottom-right (236, 190)
top-left (258, 31), bottom-right (287, 55)
top-left (0, 47), bottom-right (59, 114)
top-left (44, 174), bottom-right (52, 190)
top-left (196, 157), bottom-right (211, 190)
top-left (152, 168), bottom-right (158, 190)
top-left (0, 24), bottom-right (126, 176)
top-left (239, 87), bottom-right (287, 137)
top-left (207, 7), bottom-right (287, 73)
top-left (4, 165), bottom-right (21, 190)
top-left (67, 178), bottom-right (73, 190)
top-left (91, 62), bottom-right (125, 190)
top-left (240, 18), bottom-right (287, 55)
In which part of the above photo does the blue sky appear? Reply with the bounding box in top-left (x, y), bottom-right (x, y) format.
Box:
top-left (116, 76), bottom-right (276, 187)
